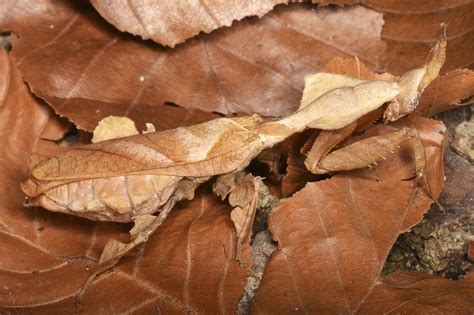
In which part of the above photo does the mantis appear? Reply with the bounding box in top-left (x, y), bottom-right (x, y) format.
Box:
top-left (21, 26), bottom-right (446, 285)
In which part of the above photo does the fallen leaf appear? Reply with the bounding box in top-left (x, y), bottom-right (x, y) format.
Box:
top-left (359, 0), bottom-right (474, 74)
top-left (91, 116), bottom-right (139, 143)
top-left (1, 1), bottom-right (387, 130)
top-left (0, 48), bottom-right (98, 312)
top-left (280, 130), bottom-right (320, 197)
top-left (0, 48), bottom-right (251, 313)
top-left (358, 271), bottom-right (474, 313)
top-left (91, 0), bottom-right (286, 47)
top-left (251, 116), bottom-right (455, 313)
top-left (92, 0), bottom-right (474, 74)
top-left (418, 69), bottom-right (474, 117)
top-left (78, 191), bottom-right (251, 314)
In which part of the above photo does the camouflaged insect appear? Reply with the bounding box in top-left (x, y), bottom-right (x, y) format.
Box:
top-left (21, 27), bottom-right (445, 278)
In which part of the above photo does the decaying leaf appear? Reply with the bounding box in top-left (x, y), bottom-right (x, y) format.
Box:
top-left (91, 0), bottom-right (286, 47)
top-left (252, 116), bottom-right (454, 313)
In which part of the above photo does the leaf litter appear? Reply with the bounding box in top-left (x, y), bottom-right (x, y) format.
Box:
top-left (0, 0), bottom-right (474, 313)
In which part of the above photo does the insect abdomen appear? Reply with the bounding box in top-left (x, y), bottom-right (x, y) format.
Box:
top-left (30, 175), bottom-right (181, 222)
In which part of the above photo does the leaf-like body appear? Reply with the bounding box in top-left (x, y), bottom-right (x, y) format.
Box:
top-left (30, 117), bottom-right (264, 183)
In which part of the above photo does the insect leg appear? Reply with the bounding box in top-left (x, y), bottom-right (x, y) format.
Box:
top-left (213, 172), bottom-right (262, 261)
top-left (306, 127), bottom-right (432, 197)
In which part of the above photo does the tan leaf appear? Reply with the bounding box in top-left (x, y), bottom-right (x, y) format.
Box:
top-left (325, 56), bottom-right (397, 81)
top-left (252, 116), bottom-right (450, 313)
top-left (91, 116), bottom-right (139, 143)
top-left (91, 0), bottom-right (286, 47)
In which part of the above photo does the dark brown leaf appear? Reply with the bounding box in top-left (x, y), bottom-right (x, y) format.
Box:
top-left (252, 116), bottom-right (452, 313)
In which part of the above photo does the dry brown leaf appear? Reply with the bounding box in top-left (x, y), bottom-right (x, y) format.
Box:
top-left (251, 116), bottom-right (456, 313)
top-left (91, 0), bottom-right (286, 47)
top-left (418, 69), bottom-right (474, 117)
top-left (359, 0), bottom-right (474, 74)
top-left (1, 1), bottom-right (387, 130)
top-left (358, 272), bottom-right (474, 313)
top-left (0, 49), bottom-right (251, 313)
top-left (92, 0), bottom-right (474, 74)
top-left (280, 130), bottom-right (320, 197)
top-left (77, 191), bottom-right (251, 314)
top-left (2, 2), bottom-right (472, 131)
top-left (0, 48), bottom-right (99, 311)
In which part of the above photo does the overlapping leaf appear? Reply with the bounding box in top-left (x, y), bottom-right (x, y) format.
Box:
top-left (418, 69), bottom-right (474, 116)
top-left (358, 272), bottom-right (474, 313)
top-left (325, 0), bottom-right (474, 73)
top-left (90, 0), bottom-right (474, 76)
top-left (0, 49), bottom-right (250, 314)
top-left (252, 116), bottom-right (473, 313)
top-left (91, 0), bottom-right (286, 47)
top-left (1, 0), bottom-right (473, 312)
top-left (3, 1), bottom-right (472, 131)
top-left (1, 0), bottom-right (387, 130)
